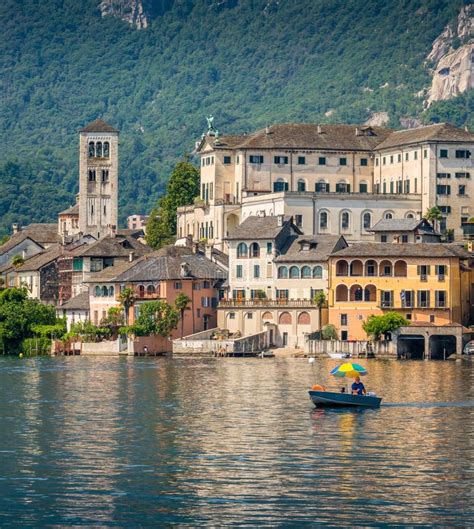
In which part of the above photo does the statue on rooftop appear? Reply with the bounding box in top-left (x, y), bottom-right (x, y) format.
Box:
top-left (206, 115), bottom-right (216, 135)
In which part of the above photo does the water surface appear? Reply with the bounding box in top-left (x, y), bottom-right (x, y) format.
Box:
top-left (0, 357), bottom-right (472, 527)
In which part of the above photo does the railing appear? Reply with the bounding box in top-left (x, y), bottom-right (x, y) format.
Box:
top-left (420, 274), bottom-right (428, 282)
top-left (219, 299), bottom-right (316, 308)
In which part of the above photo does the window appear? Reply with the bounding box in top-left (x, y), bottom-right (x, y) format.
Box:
top-left (95, 285), bottom-right (101, 297)
top-left (88, 142), bottom-right (95, 158)
top-left (384, 212), bottom-right (393, 219)
top-left (414, 151), bottom-right (418, 160)
top-left (382, 265), bottom-right (392, 276)
top-left (273, 180), bottom-right (289, 192)
top-left (236, 156), bottom-right (240, 164)
top-left (401, 235), bottom-right (408, 243)
top-left (276, 289), bottom-right (289, 300)
top-left (295, 214), bottom-right (303, 227)
top-left (174, 282), bottom-right (182, 289)
top-left (315, 181), bottom-right (329, 192)
top-left (424, 150), bottom-right (428, 159)
top-left (437, 185), bottom-right (451, 195)
top-left (437, 173), bottom-right (450, 179)
top-left (435, 265), bottom-right (446, 279)
top-left (341, 330), bottom-right (348, 341)
top-left (340, 314), bottom-right (348, 326)
top-left (274, 156), bottom-right (289, 164)
top-left (318, 157), bottom-right (326, 165)
top-left (381, 235), bottom-right (388, 243)
top-left (381, 291), bottom-right (393, 308)
top-left (254, 265), bottom-right (260, 278)
top-left (313, 266), bottom-right (323, 278)
top-left (193, 283), bottom-right (201, 290)
top-left (383, 157), bottom-right (386, 165)
top-left (363, 211), bottom-right (371, 230)
top-left (418, 265), bottom-right (430, 280)
top-left (319, 211), bottom-right (328, 229)
top-left (341, 211), bottom-right (350, 230)
top-left (103, 142), bottom-right (110, 157)
top-left (298, 156), bottom-right (305, 165)
top-left (246, 312), bottom-right (253, 319)
top-left (249, 155), bottom-right (264, 164)
top-left (417, 290), bottom-right (430, 308)
top-left (229, 312), bottom-right (235, 319)
top-left (390, 181), bottom-right (394, 194)
top-left (359, 182), bottom-right (368, 193)
top-left (297, 179), bottom-right (306, 192)
top-left (360, 158), bottom-right (368, 166)
top-left (236, 243), bottom-right (248, 258)
top-left (336, 182), bottom-right (350, 193)
top-left (203, 281), bottom-right (210, 289)
top-left (249, 242), bottom-right (260, 257)
top-left (405, 152), bottom-right (409, 161)
top-left (278, 266), bottom-right (288, 279)
top-left (397, 180), bottom-right (402, 193)
top-left (88, 170), bottom-right (96, 182)
top-left (455, 172), bottom-right (470, 178)
top-left (398, 153), bottom-right (402, 163)
top-left (390, 155), bottom-right (393, 164)
top-left (459, 185), bottom-right (466, 195)
top-left (289, 266), bottom-right (300, 279)
top-left (236, 265), bottom-right (242, 278)
top-left (440, 149), bottom-right (448, 158)
top-left (455, 149), bottom-right (470, 159)
top-left (101, 169), bottom-right (109, 182)
top-left (96, 142), bottom-right (102, 157)
top-left (301, 266), bottom-right (311, 278)
top-left (404, 180), bottom-right (410, 193)
top-left (267, 242), bottom-right (272, 254)
top-left (375, 158), bottom-right (379, 166)
top-left (383, 182), bottom-right (386, 194)
top-left (414, 178), bottom-right (418, 192)
top-left (223, 156), bottom-right (231, 164)
top-left (439, 206), bottom-right (451, 214)
top-left (339, 157), bottom-right (347, 166)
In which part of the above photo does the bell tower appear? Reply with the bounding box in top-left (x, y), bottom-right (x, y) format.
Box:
top-left (78, 119), bottom-right (119, 238)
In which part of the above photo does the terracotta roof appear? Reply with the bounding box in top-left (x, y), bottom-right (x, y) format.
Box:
top-left (75, 235), bottom-right (152, 258)
top-left (58, 204), bottom-right (79, 216)
top-left (80, 119), bottom-right (118, 133)
top-left (375, 123), bottom-right (474, 150)
top-left (0, 223), bottom-right (59, 255)
top-left (331, 242), bottom-right (470, 259)
top-left (16, 245), bottom-right (63, 272)
top-left (226, 215), bottom-right (297, 240)
top-left (201, 134), bottom-right (247, 150)
top-left (368, 218), bottom-right (439, 233)
top-left (58, 291), bottom-right (90, 311)
top-left (84, 259), bottom-right (139, 282)
top-left (275, 235), bottom-right (347, 262)
top-left (232, 124), bottom-right (392, 151)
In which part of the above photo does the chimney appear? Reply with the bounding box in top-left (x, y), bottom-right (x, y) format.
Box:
top-left (192, 242), bottom-right (199, 254)
top-left (277, 214), bottom-right (284, 227)
top-left (465, 125), bottom-right (469, 132)
top-left (317, 125), bottom-right (322, 134)
top-left (265, 125), bottom-right (270, 134)
top-left (205, 244), bottom-right (213, 261)
top-left (129, 251), bottom-right (135, 262)
top-left (355, 127), bottom-right (360, 136)
top-left (22, 249), bottom-right (27, 259)
top-left (12, 223), bottom-right (20, 234)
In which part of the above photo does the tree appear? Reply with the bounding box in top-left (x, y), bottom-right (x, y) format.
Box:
top-left (118, 287), bottom-right (135, 326)
top-left (321, 324), bottom-right (338, 340)
top-left (175, 293), bottom-right (191, 338)
top-left (423, 206), bottom-right (442, 231)
top-left (125, 300), bottom-right (179, 337)
top-left (100, 306), bottom-right (124, 337)
top-left (362, 312), bottom-right (409, 340)
top-left (11, 254), bottom-right (25, 268)
top-left (146, 160), bottom-right (199, 249)
top-left (313, 290), bottom-right (327, 331)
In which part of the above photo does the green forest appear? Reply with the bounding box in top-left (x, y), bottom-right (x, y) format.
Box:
top-left (0, 0), bottom-right (472, 235)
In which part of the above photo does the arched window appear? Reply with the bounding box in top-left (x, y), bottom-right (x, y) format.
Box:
top-left (298, 312), bottom-right (310, 325)
top-left (313, 265), bottom-right (323, 278)
top-left (301, 266), bottom-right (311, 278)
top-left (278, 266), bottom-right (288, 278)
top-left (103, 142), bottom-right (110, 158)
top-left (109, 286), bottom-right (114, 297)
top-left (101, 286), bottom-right (108, 297)
top-left (96, 142), bottom-right (102, 157)
top-left (297, 179), bottom-right (306, 192)
top-left (289, 266), bottom-right (300, 279)
top-left (319, 211), bottom-right (328, 230)
top-left (249, 242), bottom-right (260, 257)
top-left (95, 285), bottom-right (101, 297)
top-left (316, 180), bottom-right (329, 193)
top-left (363, 211), bottom-right (372, 230)
top-left (237, 243), bottom-right (248, 258)
top-left (405, 212), bottom-right (415, 219)
top-left (350, 285), bottom-right (363, 302)
top-left (88, 170), bottom-right (96, 182)
top-left (341, 211), bottom-right (350, 230)
top-left (88, 142), bottom-right (95, 158)
top-left (384, 211), bottom-right (394, 220)
top-left (273, 178), bottom-right (288, 192)
top-left (336, 260), bottom-right (349, 276)
top-left (147, 285), bottom-right (155, 294)
top-left (335, 284), bottom-right (349, 302)
top-left (279, 312), bottom-right (292, 324)
top-left (364, 285), bottom-right (376, 302)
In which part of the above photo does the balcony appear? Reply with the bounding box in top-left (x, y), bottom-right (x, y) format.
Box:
top-left (420, 274), bottom-right (428, 282)
top-left (219, 299), bottom-right (316, 308)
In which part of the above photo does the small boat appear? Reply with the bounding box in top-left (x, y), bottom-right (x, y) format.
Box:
top-left (309, 389), bottom-right (382, 408)
top-left (327, 352), bottom-right (351, 359)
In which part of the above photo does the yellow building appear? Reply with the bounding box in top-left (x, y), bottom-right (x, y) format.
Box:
top-left (328, 242), bottom-right (472, 340)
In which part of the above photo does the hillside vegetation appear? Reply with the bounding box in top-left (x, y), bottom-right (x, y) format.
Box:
top-left (0, 0), bottom-right (471, 235)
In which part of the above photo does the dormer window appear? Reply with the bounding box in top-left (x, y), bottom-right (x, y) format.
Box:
top-left (302, 243), bottom-right (310, 251)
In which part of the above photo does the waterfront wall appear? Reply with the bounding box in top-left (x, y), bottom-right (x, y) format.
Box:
top-left (173, 329), bottom-right (267, 356)
top-left (304, 338), bottom-right (395, 359)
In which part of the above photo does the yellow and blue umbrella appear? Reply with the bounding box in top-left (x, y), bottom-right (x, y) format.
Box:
top-left (330, 362), bottom-right (367, 378)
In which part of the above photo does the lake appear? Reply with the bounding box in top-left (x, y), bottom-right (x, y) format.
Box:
top-left (0, 357), bottom-right (472, 527)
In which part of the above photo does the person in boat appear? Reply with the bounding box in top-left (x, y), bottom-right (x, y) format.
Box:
top-left (340, 387), bottom-right (346, 393)
top-left (351, 376), bottom-right (366, 396)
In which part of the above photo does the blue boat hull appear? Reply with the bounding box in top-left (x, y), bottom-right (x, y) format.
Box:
top-left (309, 390), bottom-right (382, 408)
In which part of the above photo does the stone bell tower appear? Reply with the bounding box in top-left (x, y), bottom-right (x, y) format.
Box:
top-left (78, 119), bottom-right (119, 239)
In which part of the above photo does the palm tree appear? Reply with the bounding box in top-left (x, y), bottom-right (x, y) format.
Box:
top-left (423, 206), bottom-right (442, 232)
top-left (118, 287), bottom-right (135, 326)
top-left (313, 290), bottom-right (327, 334)
top-left (175, 293), bottom-right (191, 338)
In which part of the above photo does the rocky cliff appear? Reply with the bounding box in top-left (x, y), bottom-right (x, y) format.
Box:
top-left (99, 0), bottom-right (149, 29)
top-left (426, 5), bottom-right (473, 106)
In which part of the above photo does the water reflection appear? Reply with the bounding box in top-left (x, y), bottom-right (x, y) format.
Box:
top-left (0, 357), bottom-right (472, 526)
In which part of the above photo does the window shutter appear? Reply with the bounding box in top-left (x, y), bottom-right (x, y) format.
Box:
top-left (417, 265), bottom-right (420, 275)
top-left (426, 266), bottom-right (430, 275)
